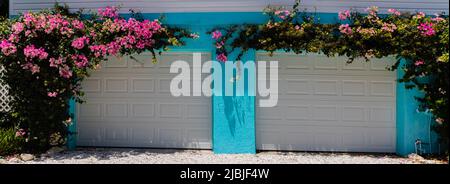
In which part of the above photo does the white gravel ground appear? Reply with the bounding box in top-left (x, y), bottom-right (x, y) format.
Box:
top-left (1, 148), bottom-right (446, 164)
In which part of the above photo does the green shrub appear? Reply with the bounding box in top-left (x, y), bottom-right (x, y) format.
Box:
top-left (0, 127), bottom-right (24, 156)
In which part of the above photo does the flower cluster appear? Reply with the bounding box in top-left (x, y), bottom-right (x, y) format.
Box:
top-left (0, 40), bottom-right (17, 56)
top-left (0, 5), bottom-right (196, 152)
top-left (211, 30), bottom-right (227, 62)
top-left (338, 10), bottom-right (350, 20)
top-left (339, 24), bottom-right (352, 35)
top-left (71, 36), bottom-right (90, 49)
top-left (388, 9), bottom-right (401, 16)
top-left (417, 22), bottom-right (436, 36)
top-left (23, 44), bottom-right (48, 60)
top-left (274, 10), bottom-right (291, 20)
top-left (98, 6), bottom-right (119, 18)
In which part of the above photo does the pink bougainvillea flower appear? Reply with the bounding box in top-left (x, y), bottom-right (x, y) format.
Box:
top-left (59, 65), bottom-right (73, 79)
top-left (23, 12), bottom-right (36, 26)
top-left (414, 12), bottom-right (426, 19)
top-left (356, 27), bottom-right (376, 36)
top-left (8, 34), bottom-right (19, 43)
top-left (417, 22), bottom-right (435, 36)
top-left (414, 60), bottom-right (425, 66)
top-left (381, 23), bottom-right (397, 32)
top-left (71, 19), bottom-right (85, 30)
top-left (0, 40), bottom-right (17, 56)
top-left (275, 10), bottom-right (290, 20)
top-left (212, 30), bottom-right (222, 40)
top-left (71, 36), bottom-right (90, 49)
top-left (365, 6), bottom-right (379, 20)
top-left (31, 65), bottom-right (40, 74)
top-left (71, 54), bottom-right (89, 68)
top-left (21, 62), bottom-right (40, 74)
top-left (216, 53), bottom-right (227, 62)
top-left (12, 22), bottom-right (25, 34)
top-left (98, 6), bottom-right (119, 18)
top-left (388, 9), bottom-right (401, 16)
top-left (338, 10), bottom-right (351, 20)
top-left (89, 44), bottom-right (108, 57)
top-left (15, 129), bottom-right (26, 137)
top-left (47, 92), bottom-right (58, 97)
top-left (339, 24), bottom-right (353, 35)
top-left (431, 14), bottom-right (445, 22)
top-left (23, 44), bottom-right (48, 60)
top-left (215, 41), bottom-right (225, 49)
top-left (49, 57), bottom-right (65, 68)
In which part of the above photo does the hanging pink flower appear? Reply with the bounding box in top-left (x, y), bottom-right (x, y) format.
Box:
top-left (338, 10), bottom-right (351, 20)
top-left (71, 54), bottom-right (89, 68)
top-left (71, 36), bottom-right (90, 49)
top-left (215, 41), bottom-right (225, 49)
top-left (414, 60), bottom-right (425, 66)
top-left (71, 19), bottom-right (85, 30)
top-left (216, 53), bottom-right (227, 62)
top-left (89, 44), bottom-right (107, 57)
top-left (15, 129), bottom-right (26, 137)
top-left (381, 23), bottom-right (397, 32)
top-left (339, 24), bottom-right (353, 35)
top-left (275, 10), bottom-right (290, 20)
top-left (212, 30), bottom-right (222, 40)
top-left (417, 22), bottom-right (435, 36)
top-left (388, 9), bottom-right (401, 16)
top-left (12, 22), bottom-right (25, 34)
top-left (49, 57), bottom-right (65, 68)
top-left (8, 34), bottom-right (19, 43)
top-left (23, 12), bottom-right (36, 26)
top-left (414, 12), bottom-right (426, 19)
top-left (0, 40), bottom-right (17, 56)
top-left (23, 44), bottom-right (48, 60)
top-left (59, 65), bottom-right (73, 79)
top-left (98, 6), bottom-right (119, 18)
top-left (47, 92), bottom-right (58, 97)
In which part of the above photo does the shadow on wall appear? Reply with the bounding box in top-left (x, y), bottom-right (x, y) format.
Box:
top-left (223, 96), bottom-right (247, 137)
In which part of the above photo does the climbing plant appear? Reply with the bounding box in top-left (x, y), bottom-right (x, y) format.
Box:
top-left (0, 4), bottom-right (197, 152)
top-left (210, 1), bottom-right (449, 143)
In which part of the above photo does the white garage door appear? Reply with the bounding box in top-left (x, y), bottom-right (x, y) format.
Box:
top-left (77, 52), bottom-right (212, 149)
top-left (256, 53), bottom-right (396, 153)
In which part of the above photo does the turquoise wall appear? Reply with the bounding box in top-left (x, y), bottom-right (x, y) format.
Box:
top-left (396, 59), bottom-right (440, 156)
top-left (67, 98), bottom-right (77, 150)
top-left (62, 12), bottom-right (439, 156)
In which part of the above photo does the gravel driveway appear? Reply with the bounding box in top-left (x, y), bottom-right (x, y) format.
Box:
top-left (1, 148), bottom-right (446, 164)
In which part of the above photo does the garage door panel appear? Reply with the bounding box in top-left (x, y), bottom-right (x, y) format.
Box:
top-left (259, 53), bottom-right (395, 75)
top-left (78, 52), bottom-right (212, 149)
top-left (257, 125), bottom-right (395, 152)
top-left (256, 53), bottom-right (396, 152)
top-left (77, 121), bottom-right (211, 149)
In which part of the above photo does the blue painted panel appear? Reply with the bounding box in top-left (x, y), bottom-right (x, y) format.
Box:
top-left (67, 98), bottom-right (77, 150)
top-left (396, 59), bottom-right (440, 156)
top-left (212, 49), bottom-right (256, 154)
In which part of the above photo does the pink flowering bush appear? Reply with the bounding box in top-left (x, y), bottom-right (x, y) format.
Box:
top-left (0, 5), bottom-right (196, 152)
top-left (211, 0), bottom-right (449, 145)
